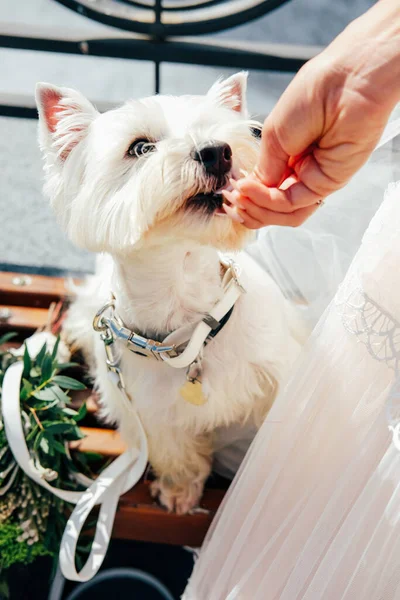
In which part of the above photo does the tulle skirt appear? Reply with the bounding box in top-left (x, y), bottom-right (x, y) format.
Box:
top-left (184, 115), bottom-right (400, 599)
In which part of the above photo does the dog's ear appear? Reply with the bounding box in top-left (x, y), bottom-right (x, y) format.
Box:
top-left (36, 83), bottom-right (98, 161)
top-left (207, 72), bottom-right (248, 115)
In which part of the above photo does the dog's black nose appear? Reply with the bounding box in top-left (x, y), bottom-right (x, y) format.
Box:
top-left (192, 141), bottom-right (232, 176)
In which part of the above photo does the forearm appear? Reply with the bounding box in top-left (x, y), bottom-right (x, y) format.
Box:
top-left (323, 0), bottom-right (400, 113)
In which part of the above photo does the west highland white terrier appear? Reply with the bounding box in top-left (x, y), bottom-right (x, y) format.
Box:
top-left (36, 73), bottom-right (305, 514)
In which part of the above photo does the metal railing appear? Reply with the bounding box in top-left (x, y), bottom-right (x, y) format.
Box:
top-left (0, 0), bottom-right (321, 117)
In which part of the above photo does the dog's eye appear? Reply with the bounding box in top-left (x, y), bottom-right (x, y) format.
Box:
top-left (127, 138), bottom-right (156, 158)
top-left (250, 126), bottom-right (262, 139)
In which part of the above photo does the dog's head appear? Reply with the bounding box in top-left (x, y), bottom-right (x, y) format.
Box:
top-left (36, 73), bottom-right (261, 254)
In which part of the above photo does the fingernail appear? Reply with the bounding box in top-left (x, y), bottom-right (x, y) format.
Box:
top-left (223, 189), bottom-right (246, 209)
top-left (229, 177), bottom-right (240, 191)
top-left (222, 189), bottom-right (235, 204)
top-left (222, 203), bottom-right (245, 223)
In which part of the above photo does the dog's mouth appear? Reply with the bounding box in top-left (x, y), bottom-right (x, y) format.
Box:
top-left (186, 177), bottom-right (234, 216)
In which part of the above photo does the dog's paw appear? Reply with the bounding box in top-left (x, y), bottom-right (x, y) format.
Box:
top-left (150, 478), bottom-right (203, 515)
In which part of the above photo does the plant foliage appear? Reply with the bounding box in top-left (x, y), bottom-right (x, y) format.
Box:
top-left (0, 333), bottom-right (98, 592)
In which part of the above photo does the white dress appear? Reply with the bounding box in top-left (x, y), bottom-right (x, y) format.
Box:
top-left (183, 116), bottom-right (400, 599)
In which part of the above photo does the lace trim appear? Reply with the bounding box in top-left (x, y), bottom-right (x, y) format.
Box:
top-left (338, 286), bottom-right (400, 374)
top-left (336, 284), bottom-right (400, 427)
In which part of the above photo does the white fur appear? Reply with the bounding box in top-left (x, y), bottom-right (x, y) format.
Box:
top-left (36, 74), bottom-right (307, 514)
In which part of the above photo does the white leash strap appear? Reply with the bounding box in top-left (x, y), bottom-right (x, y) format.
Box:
top-left (160, 261), bottom-right (244, 369)
top-left (60, 421), bottom-right (147, 582)
top-left (2, 359), bottom-right (148, 583)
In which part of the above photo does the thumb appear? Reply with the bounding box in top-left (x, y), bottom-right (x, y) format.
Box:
top-left (254, 114), bottom-right (290, 187)
top-left (255, 73), bottom-right (325, 187)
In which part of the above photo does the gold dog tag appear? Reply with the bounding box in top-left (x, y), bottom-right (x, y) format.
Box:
top-left (180, 380), bottom-right (207, 406)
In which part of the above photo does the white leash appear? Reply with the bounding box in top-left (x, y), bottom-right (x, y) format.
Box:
top-left (2, 353), bottom-right (148, 583)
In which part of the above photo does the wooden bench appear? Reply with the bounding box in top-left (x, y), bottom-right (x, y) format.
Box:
top-left (0, 270), bottom-right (228, 547)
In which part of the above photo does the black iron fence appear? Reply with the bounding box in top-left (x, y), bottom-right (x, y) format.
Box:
top-left (0, 0), bottom-right (322, 118)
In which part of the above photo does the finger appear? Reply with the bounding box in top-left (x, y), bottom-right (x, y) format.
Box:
top-left (243, 204), bottom-right (319, 229)
top-left (222, 203), bottom-right (244, 223)
top-left (256, 68), bottom-right (324, 186)
top-left (254, 117), bottom-right (289, 188)
top-left (287, 144), bottom-right (317, 172)
top-left (293, 152), bottom-right (344, 197)
top-left (222, 202), bottom-right (264, 229)
top-left (226, 179), bottom-right (322, 213)
top-left (239, 211), bottom-right (264, 230)
top-left (240, 197), bottom-right (320, 228)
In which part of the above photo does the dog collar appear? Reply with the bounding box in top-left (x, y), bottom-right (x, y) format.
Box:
top-left (93, 255), bottom-right (245, 370)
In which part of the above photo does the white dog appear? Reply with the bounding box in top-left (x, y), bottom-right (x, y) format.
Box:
top-left (36, 73), bottom-right (305, 514)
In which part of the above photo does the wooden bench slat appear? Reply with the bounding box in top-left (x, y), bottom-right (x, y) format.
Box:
top-left (115, 483), bottom-right (224, 546)
top-left (70, 427), bottom-right (126, 456)
top-left (113, 504), bottom-right (215, 546)
top-left (0, 272), bottom-right (70, 308)
top-left (120, 483), bottom-right (224, 512)
top-left (0, 305), bottom-right (50, 332)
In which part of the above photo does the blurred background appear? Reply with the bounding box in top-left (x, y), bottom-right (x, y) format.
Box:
top-left (1, 0), bottom-right (373, 275)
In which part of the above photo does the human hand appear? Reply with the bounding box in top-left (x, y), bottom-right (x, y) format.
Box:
top-left (223, 0), bottom-right (400, 229)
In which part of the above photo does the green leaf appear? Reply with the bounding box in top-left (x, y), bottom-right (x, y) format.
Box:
top-left (62, 407), bottom-right (79, 417)
top-left (47, 442), bottom-right (55, 457)
top-left (81, 451), bottom-right (103, 462)
top-left (40, 436), bottom-right (50, 454)
top-left (29, 366), bottom-right (41, 378)
top-left (36, 342), bottom-right (48, 366)
top-left (22, 345), bottom-right (31, 379)
top-left (0, 331), bottom-right (17, 346)
top-left (44, 422), bottom-right (74, 434)
top-left (20, 378), bottom-right (33, 401)
top-left (33, 431), bottom-right (43, 452)
top-left (37, 399), bottom-right (59, 411)
top-left (51, 439), bottom-right (67, 455)
top-left (51, 385), bottom-right (71, 404)
top-left (40, 355), bottom-right (53, 383)
top-left (63, 427), bottom-right (86, 442)
top-left (73, 402), bottom-right (87, 422)
top-left (70, 426), bottom-right (86, 440)
top-left (29, 413), bottom-right (38, 430)
top-left (52, 376), bottom-right (86, 391)
top-left (25, 424), bottom-right (38, 442)
top-left (31, 386), bottom-right (58, 401)
top-left (51, 336), bottom-right (61, 360)
top-left (55, 361), bottom-right (80, 371)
